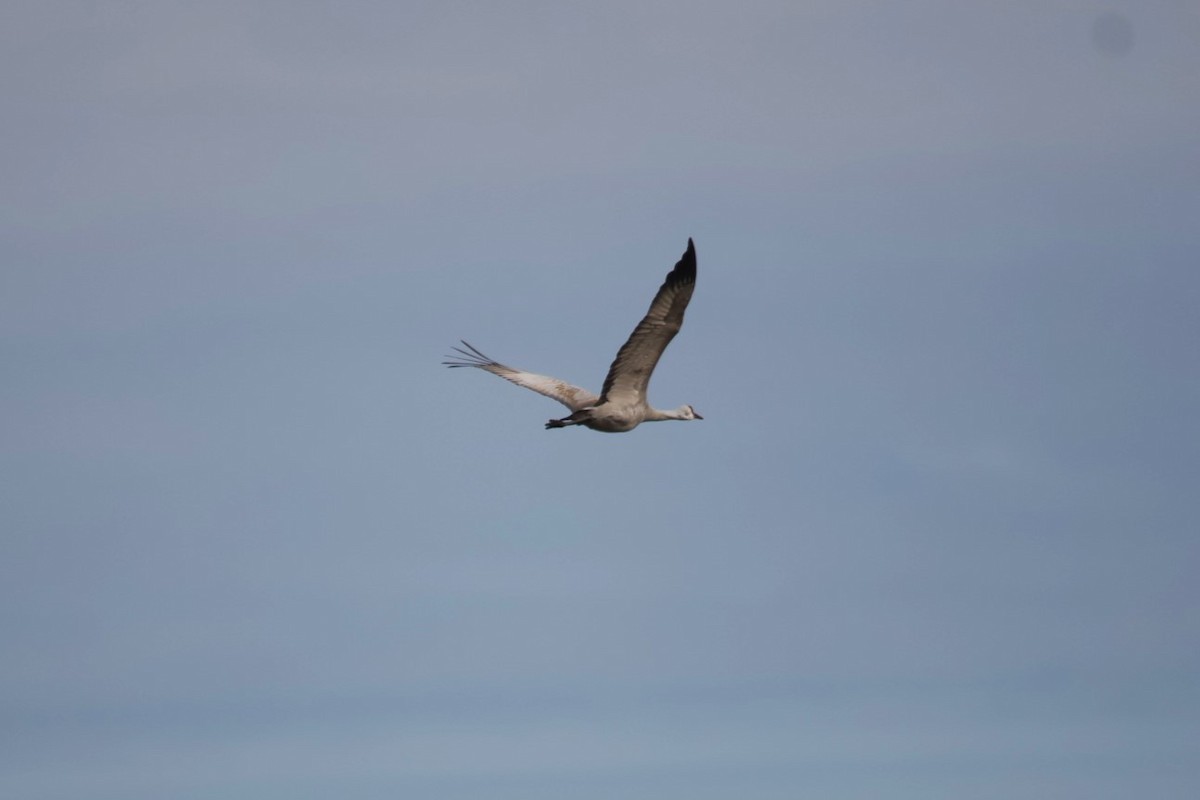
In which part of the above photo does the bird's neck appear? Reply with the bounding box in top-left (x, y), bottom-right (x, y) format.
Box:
top-left (646, 406), bottom-right (685, 422)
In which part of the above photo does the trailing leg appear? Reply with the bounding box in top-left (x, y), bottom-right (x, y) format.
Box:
top-left (545, 409), bottom-right (592, 430)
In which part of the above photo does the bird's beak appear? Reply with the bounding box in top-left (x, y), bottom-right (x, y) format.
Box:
top-left (694, 411), bottom-right (704, 420)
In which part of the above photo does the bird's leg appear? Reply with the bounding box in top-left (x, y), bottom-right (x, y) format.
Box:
top-left (545, 409), bottom-right (591, 430)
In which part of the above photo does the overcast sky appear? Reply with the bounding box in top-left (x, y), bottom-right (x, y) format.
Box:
top-left (2, 2), bottom-right (1198, 798)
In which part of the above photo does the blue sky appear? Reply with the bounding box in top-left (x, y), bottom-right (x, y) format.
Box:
top-left (2, 2), bottom-right (1198, 798)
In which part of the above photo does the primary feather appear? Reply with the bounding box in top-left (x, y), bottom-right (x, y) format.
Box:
top-left (443, 341), bottom-right (599, 412)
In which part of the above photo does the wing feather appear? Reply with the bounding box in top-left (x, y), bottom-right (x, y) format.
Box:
top-left (599, 239), bottom-right (697, 403)
top-left (443, 341), bottom-right (599, 412)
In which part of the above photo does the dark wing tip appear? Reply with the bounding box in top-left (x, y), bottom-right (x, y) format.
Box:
top-left (443, 340), bottom-right (496, 368)
top-left (670, 237), bottom-right (696, 284)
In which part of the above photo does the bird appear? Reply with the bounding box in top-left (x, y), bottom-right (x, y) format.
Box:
top-left (444, 238), bottom-right (703, 432)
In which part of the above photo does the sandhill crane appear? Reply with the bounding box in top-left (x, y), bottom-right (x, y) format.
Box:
top-left (445, 238), bottom-right (702, 432)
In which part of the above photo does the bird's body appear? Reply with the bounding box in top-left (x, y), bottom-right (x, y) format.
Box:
top-left (444, 239), bottom-right (702, 432)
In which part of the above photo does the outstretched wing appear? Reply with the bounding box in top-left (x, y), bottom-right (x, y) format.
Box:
top-left (443, 341), bottom-right (599, 412)
top-left (599, 238), bottom-right (697, 404)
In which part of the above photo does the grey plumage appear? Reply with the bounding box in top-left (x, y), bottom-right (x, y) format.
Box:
top-left (444, 238), bottom-right (702, 433)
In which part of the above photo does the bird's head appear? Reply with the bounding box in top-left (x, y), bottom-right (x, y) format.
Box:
top-left (679, 404), bottom-right (703, 421)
